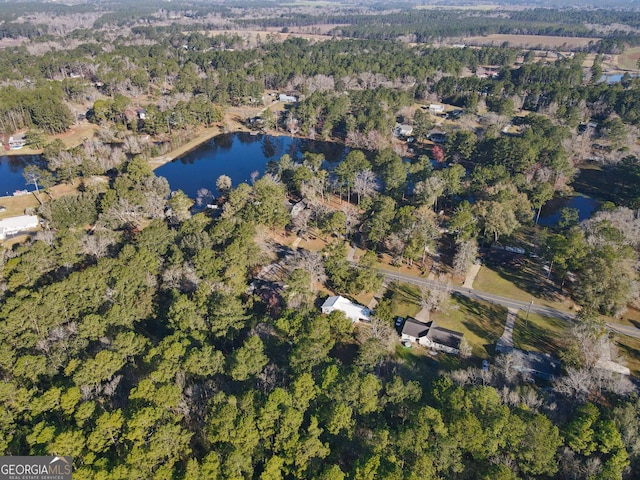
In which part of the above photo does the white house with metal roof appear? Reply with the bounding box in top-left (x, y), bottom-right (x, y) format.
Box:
top-left (321, 295), bottom-right (370, 323)
top-left (0, 215), bottom-right (39, 240)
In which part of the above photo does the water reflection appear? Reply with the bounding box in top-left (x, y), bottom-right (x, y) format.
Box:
top-left (538, 193), bottom-right (599, 226)
top-left (156, 133), bottom-right (349, 198)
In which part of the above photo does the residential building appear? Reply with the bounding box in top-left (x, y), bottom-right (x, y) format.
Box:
top-left (0, 215), bottom-right (39, 240)
top-left (400, 317), bottom-right (464, 354)
top-left (321, 295), bottom-right (370, 323)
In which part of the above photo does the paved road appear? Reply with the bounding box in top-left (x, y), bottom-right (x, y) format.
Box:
top-left (377, 267), bottom-right (640, 339)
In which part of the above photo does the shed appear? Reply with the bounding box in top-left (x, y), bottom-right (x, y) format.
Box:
top-left (0, 215), bottom-right (39, 240)
top-left (429, 104), bottom-right (445, 114)
top-left (279, 94), bottom-right (297, 103)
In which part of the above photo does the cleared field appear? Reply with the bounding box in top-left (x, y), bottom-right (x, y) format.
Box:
top-left (463, 34), bottom-right (600, 50)
top-left (1, 122), bottom-right (98, 157)
top-left (203, 27), bottom-right (338, 46)
top-left (473, 265), bottom-right (575, 312)
top-left (617, 46), bottom-right (640, 71)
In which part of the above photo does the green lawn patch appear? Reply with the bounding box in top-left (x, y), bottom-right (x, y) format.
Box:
top-left (387, 282), bottom-right (421, 318)
top-left (473, 265), bottom-right (573, 312)
top-left (513, 311), bottom-right (569, 357)
top-left (613, 334), bottom-right (640, 377)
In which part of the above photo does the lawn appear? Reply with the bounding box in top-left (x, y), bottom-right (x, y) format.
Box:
top-left (613, 334), bottom-right (640, 377)
top-left (473, 264), bottom-right (574, 312)
top-left (617, 46), bottom-right (640, 71)
top-left (386, 282), bottom-right (507, 358)
top-left (462, 34), bottom-right (600, 50)
top-left (0, 192), bottom-right (40, 220)
top-left (512, 311), bottom-right (569, 357)
top-left (615, 306), bottom-right (640, 330)
top-left (387, 282), bottom-right (421, 319)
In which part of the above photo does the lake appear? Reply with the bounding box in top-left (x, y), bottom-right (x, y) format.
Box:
top-left (0, 155), bottom-right (40, 197)
top-left (156, 132), bottom-right (349, 198)
top-left (538, 193), bottom-right (599, 226)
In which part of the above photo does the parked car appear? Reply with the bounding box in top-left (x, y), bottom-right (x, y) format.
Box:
top-left (395, 316), bottom-right (404, 328)
top-left (482, 360), bottom-right (489, 371)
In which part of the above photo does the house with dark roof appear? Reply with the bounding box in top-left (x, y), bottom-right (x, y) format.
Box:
top-left (400, 317), bottom-right (463, 354)
top-left (510, 349), bottom-right (561, 381)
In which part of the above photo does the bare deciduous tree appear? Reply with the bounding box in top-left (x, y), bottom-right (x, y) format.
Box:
top-left (453, 238), bottom-right (478, 276)
top-left (353, 169), bottom-right (378, 204)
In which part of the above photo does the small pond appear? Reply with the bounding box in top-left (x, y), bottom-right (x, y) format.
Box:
top-left (538, 193), bottom-right (599, 226)
top-left (0, 155), bottom-right (40, 197)
top-left (156, 132), bottom-right (349, 198)
top-left (600, 73), bottom-right (640, 84)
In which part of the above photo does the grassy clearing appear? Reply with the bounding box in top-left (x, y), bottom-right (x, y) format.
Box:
top-left (513, 311), bottom-right (569, 357)
top-left (613, 334), bottom-right (640, 377)
top-left (387, 282), bottom-right (422, 319)
top-left (386, 282), bottom-right (507, 358)
top-left (0, 193), bottom-right (40, 220)
top-left (473, 264), bottom-right (574, 312)
top-left (462, 34), bottom-right (599, 50)
top-left (617, 46), bottom-right (640, 71)
top-left (615, 306), bottom-right (640, 330)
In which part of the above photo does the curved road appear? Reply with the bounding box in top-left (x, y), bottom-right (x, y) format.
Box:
top-left (377, 267), bottom-right (640, 339)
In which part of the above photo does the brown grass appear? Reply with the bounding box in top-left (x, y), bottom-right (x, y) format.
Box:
top-left (462, 34), bottom-right (600, 50)
top-left (616, 46), bottom-right (640, 71)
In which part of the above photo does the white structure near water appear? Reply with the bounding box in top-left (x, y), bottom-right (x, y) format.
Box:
top-left (0, 215), bottom-right (39, 240)
top-left (321, 295), bottom-right (370, 323)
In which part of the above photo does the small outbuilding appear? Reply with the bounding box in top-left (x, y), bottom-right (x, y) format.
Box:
top-left (429, 104), bottom-right (445, 114)
top-left (0, 215), bottom-right (39, 240)
top-left (279, 94), bottom-right (297, 103)
top-left (321, 295), bottom-right (370, 323)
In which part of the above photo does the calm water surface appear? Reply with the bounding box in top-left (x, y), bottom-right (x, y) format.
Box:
top-left (0, 155), bottom-right (40, 196)
top-left (156, 132), bottom-right (349, 198)
top-left (538, 193), bottom-right (599, 226)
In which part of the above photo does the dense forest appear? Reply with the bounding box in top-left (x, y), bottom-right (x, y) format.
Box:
top-left (3, 1), bottom-right (640, 479)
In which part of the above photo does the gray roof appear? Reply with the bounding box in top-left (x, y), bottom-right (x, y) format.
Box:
top-left (426, 321), bottom-right (463, 350)
top-left (401, 317), bottom-right (430, 338)
top-left (322, 296), bottom-right (340, 308)
top-left (511, 349), bottom-right (561, 380)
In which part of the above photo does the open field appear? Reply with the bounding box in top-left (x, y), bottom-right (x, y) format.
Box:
top-left (1, 122), bottom-right (99, 157)
top-left (204, 27), bottom-right (338, 46)
top-left (473, 265), bottom-right (575, 313)
top-left (416, 4), bottom-right (501, 10)
top-left (616, 46), bottom-right (640, 71)
top-left (462, 34), bottom-right (600, 50)
top-left (0, 193), bottom-right (40, 220)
